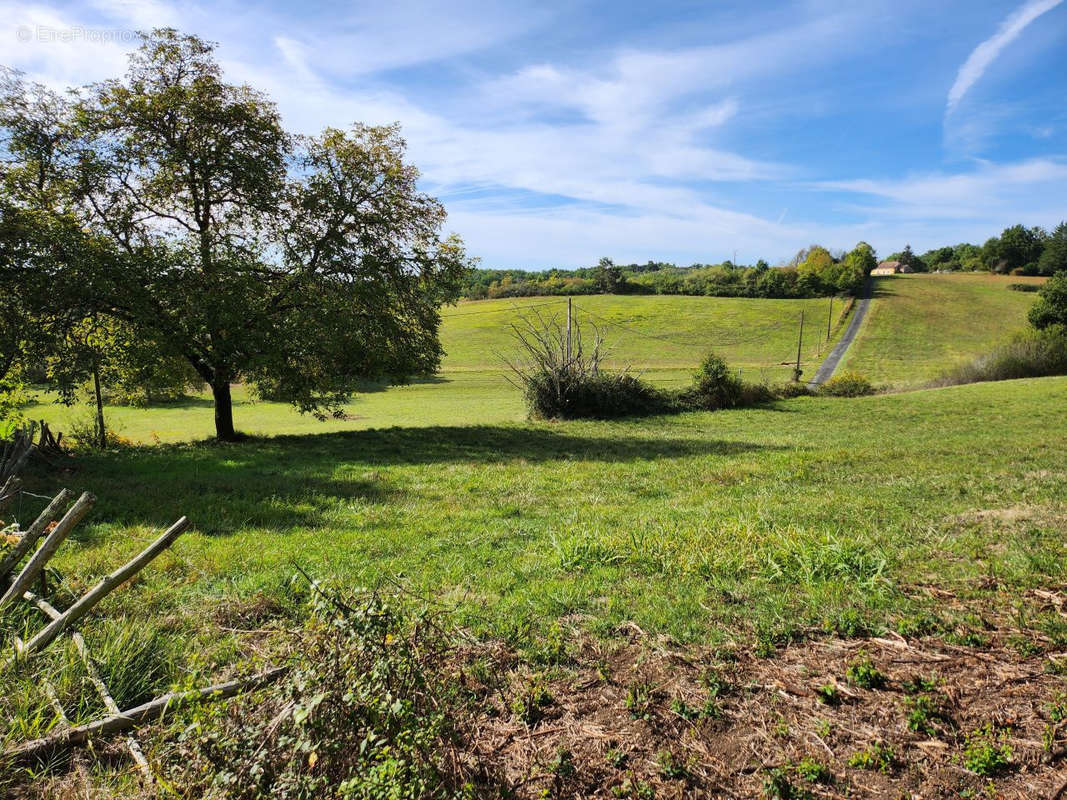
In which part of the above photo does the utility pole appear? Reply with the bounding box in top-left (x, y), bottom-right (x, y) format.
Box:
top-left (826, 296), bottom-right (834, 342)
top-left (794, 310), bottom-right (805, 382)
top-left (566, 296), bottom-right (573, 362)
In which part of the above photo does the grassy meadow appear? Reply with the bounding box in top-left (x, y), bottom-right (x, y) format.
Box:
top-left (840, 273), bottom-right (1045, 386)
top-left (24, 293), bottom-right (848, 443)
top-left (18, 376), bottom-right (1067, 652)
top-left (5, 285), bottom-right (1067, 797)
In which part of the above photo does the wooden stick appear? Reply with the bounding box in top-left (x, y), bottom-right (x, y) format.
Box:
top-left (4, 667), bottom-right (288, 764)
top-left (0, 475), bottom-right (21, 513)
top-left (25, 591), bottom-right (153, 782)
top-left (0, 489), bottom-right (74, 582)
top-left (14, 515), bottom-right (188, 658)
top-left (42, 678), bottom-right (69, 726)
top-left (0, 428), bottom-right (35, 484)
top-left (0, 492), bottom-right (95, 609)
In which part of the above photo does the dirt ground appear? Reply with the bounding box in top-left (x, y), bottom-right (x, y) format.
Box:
top-left (466, 614), bottom-right (1067, 797)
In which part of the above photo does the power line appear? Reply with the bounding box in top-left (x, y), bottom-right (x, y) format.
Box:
top-left (571, 303), bottom-right (695, 348)
top-left (443, 299), bottom-right (565, 318)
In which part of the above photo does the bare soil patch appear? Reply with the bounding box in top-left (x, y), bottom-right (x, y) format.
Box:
top-left (469, 630), bottom-right (1067, 798)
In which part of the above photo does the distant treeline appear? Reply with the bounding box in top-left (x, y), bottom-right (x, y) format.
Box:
top-left (461, 220), bottom-right (1067, 300)
top-left (463, 242), bottom-right (875, 300)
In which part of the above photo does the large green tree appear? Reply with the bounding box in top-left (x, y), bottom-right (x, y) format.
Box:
top-left (1, 30), bottom-right (470, 440)
top-left (991, 224), bottom-right (1046, 274)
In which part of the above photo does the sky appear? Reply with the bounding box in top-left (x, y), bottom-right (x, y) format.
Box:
top-left (2, 0), bottom-right (1065, 268)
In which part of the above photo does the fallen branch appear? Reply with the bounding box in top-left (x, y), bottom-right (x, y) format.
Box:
top-left (13, 515), bottom-right (188, 658)
top-left (4, 667), bottom-right (288, 765)
top-left (0, 489), bottom-right (75, 583)
top-left (0, 492), bottom-right (95, 609)
top-left (25, 591), bottom-right (154, 782)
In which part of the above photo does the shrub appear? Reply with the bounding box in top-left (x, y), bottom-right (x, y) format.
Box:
top-left (1029, 270), bottom-right (1067, 329)
top-left (962, 723), bottom-right (1012, 776)
top-left (171, 587), bottom-right (479, 799)
top-left (771, 382), bottom-right (814, 399)
top-left (738, 381), bottom-right (778, 405)
top-left (1008, 282), bottom-right (1040, 292)
top-left (934, 325), bottom-right (1067, 386)
top-left (845, 653), bottom-right (887, 690)
top-left (848, 741), bottom-right (894, 773)
top-left (507, 311), bottom-right (666, 419)
top-left (686, 351), bottom-right (743, 410)
top-left (818, 371), bottom-right (874, 397)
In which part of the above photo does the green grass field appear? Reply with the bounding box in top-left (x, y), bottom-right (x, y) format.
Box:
top-left (24, 293), bottom-right (849, 442)
top-left (441, 294), bottom-right (843, 378)
top-left (20, 377), bottom-right (1066, 652)
top-left (6, 291), bottom-right (1067, 796)
top-left (840, 273), bottom-right (1045, 386)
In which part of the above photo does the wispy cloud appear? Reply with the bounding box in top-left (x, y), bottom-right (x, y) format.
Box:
top-left (2, 0), bottom-right (1065, 266)
top-left (815, 158), bottom-right (1067, 227)
top-left (946, 0), bottom-right (1064, 114)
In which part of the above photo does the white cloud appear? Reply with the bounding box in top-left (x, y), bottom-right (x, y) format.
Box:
top-left (3, 0), bottom-right (1064, 266)
top-left (0, 1), bottom-right (136, 88)
top-left (946, 0), bottom-right (1064, 113)
top-left (814, 158), bottom-right (1067, 246)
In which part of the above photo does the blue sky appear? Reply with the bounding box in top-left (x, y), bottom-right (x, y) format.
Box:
top-left (3, 0), bottom-right (1065, 268)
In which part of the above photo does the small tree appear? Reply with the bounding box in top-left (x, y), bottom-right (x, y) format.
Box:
top-left (1, 31), bottom-right (470, 441)
top-left (897, 244), bottom-right (927, 273)
top-left (997, 224), bottom-right (1046, 274)
top-left (593, 257), bottom-right (625, 294)
top-left (1028, 271), bottom-right (1067, 330)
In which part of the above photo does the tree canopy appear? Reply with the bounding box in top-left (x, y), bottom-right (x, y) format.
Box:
top-left (0, 30), bottom-right (470, 440)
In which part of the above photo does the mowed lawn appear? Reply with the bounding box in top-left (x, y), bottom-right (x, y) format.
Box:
top-left (839, 273), bottom-right (1045, 387)
top-left (23, 377), bottom-right (1066, 655)
top-left (24, 293), bottom-right (848, 442)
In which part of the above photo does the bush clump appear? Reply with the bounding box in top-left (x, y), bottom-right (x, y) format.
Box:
top-left (507, 312), bottom-right (667, 419)
top-left (509, 315), bottom-right (871, 420)
top-left (771, 381), bottom-right (814, 399)
top-left (172, 587), bottom-right (481, 799)
top-left (818, 371), bottom-right (875, 397)
top-left (934, 325), bottom-right (1067, 387)
top-left (684, 352), bottom-right (743, 410)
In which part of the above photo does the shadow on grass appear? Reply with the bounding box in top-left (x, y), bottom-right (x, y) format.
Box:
top-left (270, 424), bottom-right (768, 466)
top-left (870, 281), bottom-right (900, 299)
top-left (34, 425), bottom-right (777, 536)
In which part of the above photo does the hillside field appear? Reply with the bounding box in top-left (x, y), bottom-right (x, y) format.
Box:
top-left (20, 276), bottom-right (1046, 442)
top-left (7, 364), bottom-right (1067, 796)
top-left (840, 273), bottom-right (1046, 386)
top-left (24, 293), bottom-right (849, 442)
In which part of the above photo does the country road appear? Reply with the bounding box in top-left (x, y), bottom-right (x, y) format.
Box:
top-left (808, 279), bottom-right (873, 386)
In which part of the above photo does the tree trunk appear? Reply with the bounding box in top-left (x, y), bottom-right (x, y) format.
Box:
top-left (210, 380), bottom-right (238, 441)
top-left (92, 357), bottom-right (106, 449)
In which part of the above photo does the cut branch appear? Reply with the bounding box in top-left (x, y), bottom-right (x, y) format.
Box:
top-left (14, 515), bottom-right (188, 658)
top-left (0, 476), bottom-right (20, 513)
top-left (4, 667), bottom-right (288, 765)
top-left (0, 492), bottom-right (95, 609)
top-left (25, 591), bottom-right (153, 781)
top-left (0, 489), bottom-right (75, 582)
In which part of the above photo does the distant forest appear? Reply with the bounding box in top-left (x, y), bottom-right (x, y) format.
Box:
top-left (461, 221), bottom-right (1067, 300)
